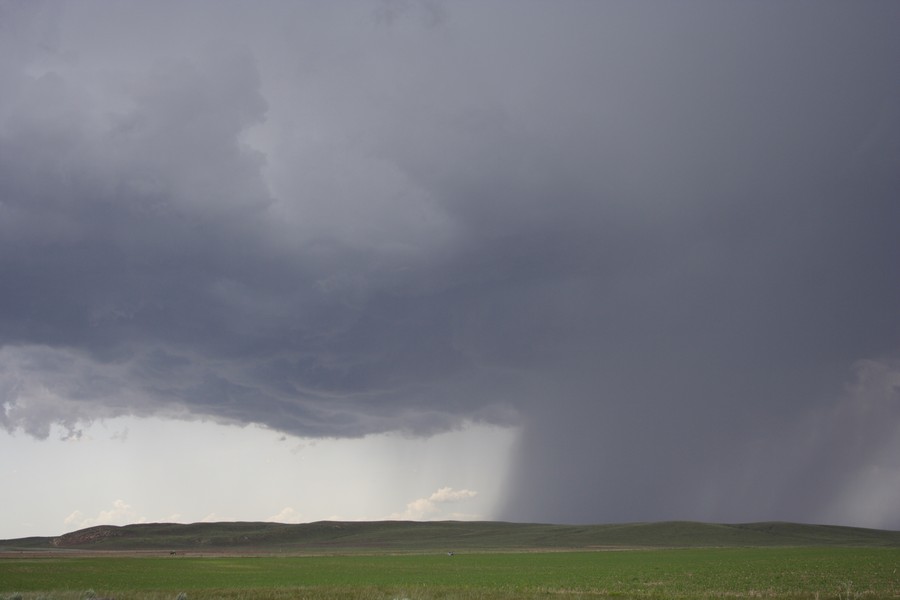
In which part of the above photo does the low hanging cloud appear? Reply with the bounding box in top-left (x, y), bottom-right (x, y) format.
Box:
top-left (391, 487), bottom-right (479, 521)
top-left (64, 499), bottom-right (144, 530)
top-left (267, 507), bottom-right (304, 524)
top-left (1, 2), bottom-right (899, 527)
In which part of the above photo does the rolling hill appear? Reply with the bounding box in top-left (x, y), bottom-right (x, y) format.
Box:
top-left (2, 520), bottom-right (900, 553)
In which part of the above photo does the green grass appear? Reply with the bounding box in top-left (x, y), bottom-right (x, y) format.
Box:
top-left (2, 547), bottom-right (900, 599)
top-left (4, 520), bottom-right (900, 552)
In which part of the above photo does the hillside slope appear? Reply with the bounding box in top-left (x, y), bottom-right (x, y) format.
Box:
top-left (2, 521), bottom-right (899, 553)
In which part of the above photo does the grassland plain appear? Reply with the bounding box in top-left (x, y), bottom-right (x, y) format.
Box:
top-left (5, 521), bottom-right (900, 553)
top-left (2, 547), bottom-right (900, 600)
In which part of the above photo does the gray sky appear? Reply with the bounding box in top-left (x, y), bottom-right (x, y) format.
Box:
top-left (1, 0), bottom-right (899, 537)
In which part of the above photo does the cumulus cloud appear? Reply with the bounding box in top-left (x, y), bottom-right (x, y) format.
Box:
top-left (391, 487), bottom-right (479, 521)
top-left (200, 512), bottom-right (236, 523)
top-left (267, 506), bottom-right (303, 524)
top-left (64, 499), bottom-right (144, 530)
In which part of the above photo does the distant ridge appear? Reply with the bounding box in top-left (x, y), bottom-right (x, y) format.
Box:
top-left (3, 521), bottom-right (899, 553)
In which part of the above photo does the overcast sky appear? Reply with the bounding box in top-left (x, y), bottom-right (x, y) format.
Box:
top-left (2, 0), bottom-right (899, 539)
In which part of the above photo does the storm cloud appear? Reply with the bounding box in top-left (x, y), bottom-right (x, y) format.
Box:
top-left (1, 1), bottom-right (899, 527)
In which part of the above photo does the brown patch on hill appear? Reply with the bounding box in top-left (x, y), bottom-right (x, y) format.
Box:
top-left (52, 525), bottom-right (125, 547)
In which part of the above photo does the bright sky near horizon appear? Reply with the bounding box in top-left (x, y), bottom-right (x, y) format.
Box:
top-left (2, 1), bottom-right (900, 539)
top-left (2, 417), bottom-right (516, 538)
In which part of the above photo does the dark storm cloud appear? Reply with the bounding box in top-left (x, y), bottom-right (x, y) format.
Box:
top-left (1, 1), bottom-right (899, 526)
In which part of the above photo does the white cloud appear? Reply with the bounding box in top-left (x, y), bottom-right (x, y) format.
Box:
top-left (390, 487), bottom-right (479, 521)
top-left (429, 487), bottom-right (478, 503)
top-left (267, 506), bottom-right (303, 523)
top-left (63, 499), bottom-right (145, 530)
top-left (201, 512), bottom-right (236, 523)
top-left (159, 513), bottom-right (184, 523)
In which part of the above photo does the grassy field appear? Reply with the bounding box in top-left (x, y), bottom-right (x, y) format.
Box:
top-left (2, 547), bottom-right (900, 599)
top-left (4, 521), bottom-right (900, 553)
